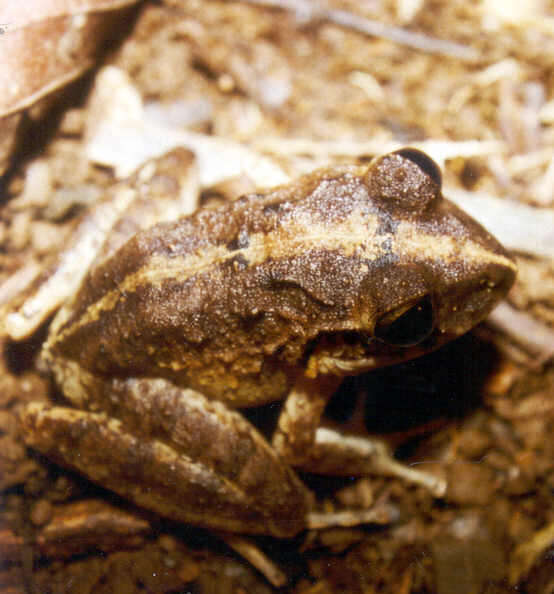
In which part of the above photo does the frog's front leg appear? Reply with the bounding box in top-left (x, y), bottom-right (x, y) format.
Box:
top-left (21, 376), bottom-right (311, 539)
top-left (273, 370), bottom-right (447, 497)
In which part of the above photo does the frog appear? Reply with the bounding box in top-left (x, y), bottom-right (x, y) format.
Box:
top-left (18, 148), bottom-right (516, 545)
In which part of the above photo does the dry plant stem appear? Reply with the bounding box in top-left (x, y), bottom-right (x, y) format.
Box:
top-left (255, 138), bottom-right (505, 163)
top-left (490, 337), bottom-right (538, 367)
top-left (488, 302), bottom-right (554, 361)
top-left (445, 187), bottom-right (554, 260)
top-left (3, 148), bottom-right (199, 341)
top-left (324, 8), bottom-right (477, 61)
top-left (238, 0), bottom-right (478, 60)
top-left (3, 191), bottom-right (138, 340)
top-left (0, 260), bottom-right (41, 307)
top-left (509, 521), bottom-right (554, 585)
top-left (83, 66), bottom-right (288, 184)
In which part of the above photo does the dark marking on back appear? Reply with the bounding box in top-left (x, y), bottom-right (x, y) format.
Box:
top-left (227, 229), bottom-right (250, 251)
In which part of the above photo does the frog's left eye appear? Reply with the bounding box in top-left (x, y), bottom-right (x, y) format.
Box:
top-left (375, 295), bottom-right (434, 347)
top-left (366, 149), bottom-right (442, 212)
top-left (393, 148), bottom-right (442, 187)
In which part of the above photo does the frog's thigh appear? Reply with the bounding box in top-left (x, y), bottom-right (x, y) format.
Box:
top-left (21, 378), bottom-right (309, 538)
top-left (273, 375), bottom-right (446, 497)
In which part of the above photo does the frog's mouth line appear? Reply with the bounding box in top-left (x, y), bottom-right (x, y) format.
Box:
top-left (362, 329), bottom-right (456, 371)
top-left (303, 324), bottom-right (459, 378)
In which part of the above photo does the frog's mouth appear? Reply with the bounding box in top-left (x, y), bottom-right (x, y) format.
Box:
top-left (306, 328), bottom-right (446, 377)
top-left (307, 304), bottom-right (446, 376)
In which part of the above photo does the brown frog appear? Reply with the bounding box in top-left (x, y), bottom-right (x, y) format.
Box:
top-left (19, 149), bottom-right (516, 542)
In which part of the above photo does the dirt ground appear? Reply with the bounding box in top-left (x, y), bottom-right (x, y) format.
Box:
top-left (0, 1), bottom-right (553, 592)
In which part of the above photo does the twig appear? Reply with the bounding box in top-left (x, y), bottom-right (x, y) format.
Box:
top-left (238, 0), bottom-right (478, 61)
top-left (220, 533), bottom-right (287, 587)
top-left (445, 187), bottom-right (554, 260)
top-left (488, 302), bottom-right (554, 361)
top-left (0, 260), bottom-right (40, 307)
top-left (510, 521), bottom-right (554, 585)
top-left (255, 137), bottom-right (505, 164)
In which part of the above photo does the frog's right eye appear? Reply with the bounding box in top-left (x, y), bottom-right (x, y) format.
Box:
top-left (375, 295), bottom-right (434, 347)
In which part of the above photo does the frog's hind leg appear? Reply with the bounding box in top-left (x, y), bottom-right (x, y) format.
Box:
top-left (20, 378), bottom-right (310, 539)
top-left (272, 374), bottom-right (446, 497)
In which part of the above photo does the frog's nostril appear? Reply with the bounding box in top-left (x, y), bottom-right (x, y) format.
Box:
top-left (485, 259), bottom-right (517, 298)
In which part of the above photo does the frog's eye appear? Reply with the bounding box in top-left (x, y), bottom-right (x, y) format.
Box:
top-left (375, 295), bottom-right (434, 347)
top-left (365, 149), bottom-right (441, 212)
top-left (393, 148), bottom-right (442, 188)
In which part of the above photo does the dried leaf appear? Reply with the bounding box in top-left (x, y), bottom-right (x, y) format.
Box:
top-left (0, 0), bottom-right (140, 175)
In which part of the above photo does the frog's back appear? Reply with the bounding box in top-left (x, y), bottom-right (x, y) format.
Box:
top-left (45, 165), bottom-right (377, 404)
top-left (45, 152), bottom-right (516, 406)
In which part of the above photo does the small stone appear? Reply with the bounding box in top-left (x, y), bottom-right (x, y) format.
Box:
top-left (446, 461), bottom-right (497, 506)
top-left (59, 109), bottom-right (85, 135)
top-left (336, 478), bottom-right (374, 508)
top-left (9, 211), bottom-right (31, 251)
top-left (30, 500), bottom-right (53, 526)
top-left (31, 221), bottom-right (68, 254)
top-left (158, 534), bottom-right (178, 553)
top-left (455, 428), bottom-right (491, 459)
top-left (0, 411), bottom-right (16, 436)
top-left (177, 558), bottom-right (201, 583)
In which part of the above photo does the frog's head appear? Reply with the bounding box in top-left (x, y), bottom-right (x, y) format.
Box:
top-left (348, 149), bottom-right (517, 368)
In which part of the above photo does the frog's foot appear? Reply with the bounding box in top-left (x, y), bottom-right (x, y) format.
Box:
top-left (273, 375), bottom-right (446, 497)
top-left (307, 503), bottom-right (400, 530)
top-left (308, 428), bottom-right (446, 497)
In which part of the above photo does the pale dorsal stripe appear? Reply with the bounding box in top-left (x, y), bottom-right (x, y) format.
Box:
top-left (50, 213), bottom-right (516, 348)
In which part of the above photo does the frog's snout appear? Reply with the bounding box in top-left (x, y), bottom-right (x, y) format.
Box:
top-left (437, 254), bottom-right (517, 338)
